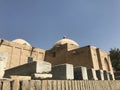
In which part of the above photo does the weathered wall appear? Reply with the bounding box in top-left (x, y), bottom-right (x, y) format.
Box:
top-left (0, 80), bottom-right (120, 90)
top-left (45, 45), bottom-right (95, 68)
top-left (66, 46), bottom-right (93, 68)
top-left (45, 44), bottom-right (67, 65)
top-left (45, 44), bottom-right (113, 74)
top-left (0, 39), bottom-right (45, 69)
top-left (90, 46), bottom-right (100, 70)
top-left (0, 39), bottom-right (114, 79)
top-left (96, 48), bottom-right (113, 72)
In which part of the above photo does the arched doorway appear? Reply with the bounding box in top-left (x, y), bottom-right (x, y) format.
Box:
top-left (104, 58), bottom-right (110, 71)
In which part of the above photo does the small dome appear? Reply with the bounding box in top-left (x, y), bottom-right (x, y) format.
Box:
top-left (12, 39), bottom-right (31, 46)
top-left (54, 37), bottom-right (79, 47)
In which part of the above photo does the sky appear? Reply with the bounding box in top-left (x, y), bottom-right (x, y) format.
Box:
top-left (0, 0), bottom-right (120, 52)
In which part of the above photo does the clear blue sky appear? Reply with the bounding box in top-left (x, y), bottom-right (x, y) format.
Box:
top-left (0, 0), bottom-right (120, 52)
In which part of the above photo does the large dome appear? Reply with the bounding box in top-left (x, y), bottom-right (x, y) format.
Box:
top-left (54, 37), bottom-right (80, 47)
top-left (12, 39), bottom-right (31, 46)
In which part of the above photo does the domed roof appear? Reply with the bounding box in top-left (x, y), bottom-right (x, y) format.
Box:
top-left (54, 36), bottom-right (79, 47)
top-left (12, 39), bottom-right (31, 46)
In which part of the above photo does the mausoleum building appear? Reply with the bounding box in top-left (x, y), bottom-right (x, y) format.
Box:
top-left (0, 37), bottom-right (114, 79)
top-left (45, 37), bottom-right (113, 74)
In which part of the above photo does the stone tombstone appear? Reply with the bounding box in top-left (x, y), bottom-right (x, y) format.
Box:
top-left (109, 73), bottom-right (113, 80)
top-left (32, 73), bottom-right (52, 79)
top-left (87, 68), bottom-right (98, 80)
top-left (0, 52), bottom-right (8, 78)
top-left (4, 61), bottom-right (52, 78)
top-left (74, 66), bottom-right (88, 80)
top-left (103, 70), bottom-right (109, 80)
top-left (96, 70), bottom-right (104, 80)
top-left (51, 64), bottom-right (74, 80)
top-left (107, 72), bottom-right (110, 80)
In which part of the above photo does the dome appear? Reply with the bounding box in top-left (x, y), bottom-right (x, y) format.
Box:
top-left (54, 37), bottom-right (80, 47)
top-left (12, 39), bottom-right (31, 46)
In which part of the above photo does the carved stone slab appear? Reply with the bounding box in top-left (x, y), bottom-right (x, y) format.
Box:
top-left (4, 61), bottom-right (51, 78)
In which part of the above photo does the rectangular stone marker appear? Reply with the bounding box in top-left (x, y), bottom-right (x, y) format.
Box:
top-left (51, 64), bottom-right (74, 80)
top-left (109, 73), bottom-right (114, 80)
top-left (87, 68), bottom-right (98, 80)
top-left (10, 75), bottom-right (31, 80)
top-left (103, 70), bottom-right (109, 80)
top-left (0, 52), bottom-right (8, 78)
top-left (107, 72), bottom-right (110, 80)
top-left (74, 66), bottom-right (88, 80)
top-left (4, 61), bottom-right (51, 78)
top-left (32, 73), bottom-right (52, 79)
top-left (96, 70), bottom-right (104, 80)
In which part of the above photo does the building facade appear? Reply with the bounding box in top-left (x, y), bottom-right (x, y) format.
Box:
top-left (0, 37), bottom-right (113, 75)
top-left (0, 39), bottom-right (45, 69)
top-left (45, 37), bottom-right (113, 74)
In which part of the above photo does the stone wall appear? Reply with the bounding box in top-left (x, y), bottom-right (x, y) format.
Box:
top-left (66, 46), bottom-right (93, 68)
top-left (90, 46), bottom-right (100, 69)
top-left (0, 52), bottom-right (8, 78)
top-left (45, 44), bottom-right (67, 65)
top-left (0, 39), bottom-right (45, 69)
top-left (45, 45), bottom-right (113, 76)
top-left (97, 48), bottom-right (113, 74)
top-left (0, 80), bottom-right (120, 90)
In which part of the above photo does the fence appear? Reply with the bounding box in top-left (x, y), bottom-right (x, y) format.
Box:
top-left (0, 80), bottom-right (120, 90)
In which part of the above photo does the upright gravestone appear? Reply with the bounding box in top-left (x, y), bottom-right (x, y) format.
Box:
top-left (109, 72), bottom-right (114, 80)
top-left (4, 61), bottom-right (52, 79)
top-left (103, 70), bottom-right (109, 80)
top-left (74, 66), bottom-right (88, 80)
top-left (0, 52), bottom-right (8, 78)
top-left (51, 64), bottom-right (74, 80)
top-left (87, 68), bottom-right (98, 80)
top-left (96, 70), bottom-right (104, 80)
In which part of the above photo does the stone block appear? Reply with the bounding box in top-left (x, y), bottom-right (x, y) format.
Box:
top-left (51, 64), bottom-right (74, 80)
top-left (0, 52), bottom-right (8, 78)
top-left (74, 66), bottom-right (88, 80)
top-left (107, 72), bottom-right (110, 80)
top-left (32, 73), bottom-right (52, 79)
top-left (96, 70), bottom-right (104, 80)
top-left (103, 70), bottom-right (109, 80)
top-left (10, 75), bottom-right (31, 80)
top-left (87, 68), bottom-right (98, 80)
top-left (109, 73), bottom-right (114, 80)
top-left (4, 61), bottom-right (51, 78)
